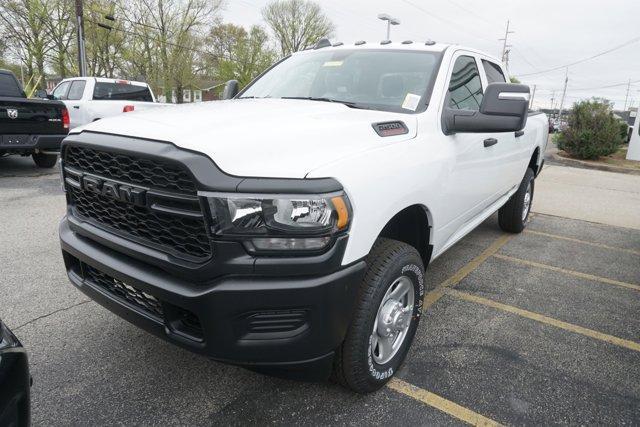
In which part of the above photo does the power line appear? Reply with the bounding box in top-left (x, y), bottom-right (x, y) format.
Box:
top-left (516, 35), bottom-right (640, 77)
top-left (399, 0), bottom-right (496, 44)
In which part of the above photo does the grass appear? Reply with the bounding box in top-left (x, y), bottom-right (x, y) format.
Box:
top-left (557, 145), bottom-right (640, 171)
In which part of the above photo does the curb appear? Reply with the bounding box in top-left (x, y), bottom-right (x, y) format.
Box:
top-left (545, 153), bottom-right (640, 176)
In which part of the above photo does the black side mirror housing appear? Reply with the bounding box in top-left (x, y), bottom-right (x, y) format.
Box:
top-left (222, 80), bottom-right (239, 100)
top-left (442, 83), bottom-right (530, 135)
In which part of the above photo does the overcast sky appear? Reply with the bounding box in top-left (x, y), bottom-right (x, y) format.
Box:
top-left (222, 0), bottom-right (640, 110)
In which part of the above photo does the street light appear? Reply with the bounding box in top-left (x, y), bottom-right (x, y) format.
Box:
top-left (378, 13), bottom-right (400, 40)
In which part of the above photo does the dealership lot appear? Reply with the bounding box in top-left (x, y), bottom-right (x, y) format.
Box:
top-left (1, 156), bottom-right (639, 425)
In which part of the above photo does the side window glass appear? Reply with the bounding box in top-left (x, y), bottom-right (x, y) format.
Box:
top-left (482, 60), bottom-right (507, 84)
top-left (52, 81), bottom-right (71, 100)
top-left (67, 80), bottom-right (86, 100)
top-left (447, 56), bottom-right (483, 111)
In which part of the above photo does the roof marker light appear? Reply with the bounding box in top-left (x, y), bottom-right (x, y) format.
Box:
top-left (381, 40), bottom-right (392, 45)
top-left (355, 40), bottom-right (366, 46)
top-left (425, 40), bottom-right (436, 46)
top-left (401, 40), bottom-right (413, 44)
top-left (332, 42), bottom-right (344, 47)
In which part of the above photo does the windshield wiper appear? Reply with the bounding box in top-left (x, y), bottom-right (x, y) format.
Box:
top-left (280, 96), bottom-right (370, 109)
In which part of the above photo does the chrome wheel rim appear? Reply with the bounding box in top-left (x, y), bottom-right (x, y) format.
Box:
top-left (522, 182), bottom-right (532, 221)
top-left (370, 276), bottom-right (415, 365)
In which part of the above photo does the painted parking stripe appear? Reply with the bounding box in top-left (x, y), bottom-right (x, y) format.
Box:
top-left (388, 378), bottom-right (502, 426)
top-left (524, 229), bottom-right (640, 256)
top-left (423, 234), bottom-right (514, 310)
top-left (447, 289), bottom-right (640, 353)
top-left (493, 253), bottom-right (640, 292)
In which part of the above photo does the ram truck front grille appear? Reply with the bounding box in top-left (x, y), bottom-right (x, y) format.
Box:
top-left (63, 144), bottom-right (212, 261)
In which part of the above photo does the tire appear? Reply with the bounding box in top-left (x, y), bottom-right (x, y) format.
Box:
top-left (498, 167), bottom-right (535, 233)
top-left (32, 152), bottom-right (58, 168)
top-left (333, 238), bottom-right (425, 393)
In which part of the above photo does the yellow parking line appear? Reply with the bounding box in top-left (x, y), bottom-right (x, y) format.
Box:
top-left (524, 229), bottom-right (640, 256)
top-left (423, 234), bottom-right (514, 310)
top-left (447, 289), bottom-right (640, 353)
top-left (493, 253), bottom-right (640, 292)
top-left (388, 378), bottom-right (503, 426)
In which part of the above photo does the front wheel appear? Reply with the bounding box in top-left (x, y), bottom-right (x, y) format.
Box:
top-left (32, 152), bottom-right (58, 168)
top-left (332, 238), bottom-right (425, 393)
top-left (499, 167), bottom-right (535, 233)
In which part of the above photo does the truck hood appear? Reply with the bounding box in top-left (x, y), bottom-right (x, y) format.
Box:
top-left (77, 98), bottom-right (417, 178)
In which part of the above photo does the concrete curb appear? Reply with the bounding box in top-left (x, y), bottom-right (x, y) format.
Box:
top-left (545, 152), bottom-right (640, 176)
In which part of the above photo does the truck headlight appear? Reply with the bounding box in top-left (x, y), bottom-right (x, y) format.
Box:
top-left (205, 192), bottom-right (351, 253)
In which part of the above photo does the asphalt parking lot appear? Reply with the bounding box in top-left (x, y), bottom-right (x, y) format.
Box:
top-left (1, 155), bottom-right (639, 425)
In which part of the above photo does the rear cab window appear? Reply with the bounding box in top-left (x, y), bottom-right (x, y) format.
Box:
top-left (93, 81), bottom-right (153, 102)
top-left (0, 73), bottom-right (25, 98)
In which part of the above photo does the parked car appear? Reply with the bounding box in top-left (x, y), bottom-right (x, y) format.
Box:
top-left (0, 69), bottom-right (69, 168)
top-left (58, 41), bottom-right (548, 393)
top-left (46, 77), bottom-right (170, 130)
top-left (0, 318), bottom-right (30, 427)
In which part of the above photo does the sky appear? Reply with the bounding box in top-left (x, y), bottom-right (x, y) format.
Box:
top-left (221, 0), bottom-right (640, 111)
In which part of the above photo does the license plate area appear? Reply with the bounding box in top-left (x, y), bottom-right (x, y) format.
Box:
top-left (1, 135), bottom-right (33, 146)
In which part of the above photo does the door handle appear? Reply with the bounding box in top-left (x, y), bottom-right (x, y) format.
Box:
top-left (483, 138), bottom-right (498, 147)
top-left (515, 130), bottom-right (525, 137)
top-left (72, 105), bottom-right (80, 109)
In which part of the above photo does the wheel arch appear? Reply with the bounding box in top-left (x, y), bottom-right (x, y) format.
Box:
top-left (376, 204), bottom-right (433, 266)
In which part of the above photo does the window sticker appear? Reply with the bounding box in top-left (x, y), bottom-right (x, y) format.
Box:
top-left (323, 61), bottom-right (344, 67)
top-left (401, 93), bottom-right (421, 111)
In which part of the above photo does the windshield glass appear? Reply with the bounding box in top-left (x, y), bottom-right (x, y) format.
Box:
top-left (240, 49), bottom-right (441, 113)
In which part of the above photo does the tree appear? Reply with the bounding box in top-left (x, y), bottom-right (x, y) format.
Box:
top-left (205, 23), bottom-right (276, 87)
top-left (262, 0), bottom-right (334, 56)
top-left (556, 98), bottom-right (625, 159)
top-left (42, 0), bottom-right (75, 78)
top-left (0, 0), bottom-right (51, 89)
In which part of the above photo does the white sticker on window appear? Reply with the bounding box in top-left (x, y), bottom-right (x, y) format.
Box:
top-left (323, 61), bottom-right (343, 67)
top-left (402, 93), bottom-right (421, 111)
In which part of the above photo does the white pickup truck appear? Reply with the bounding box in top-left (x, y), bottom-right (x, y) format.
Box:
top-left (48, 77), bottom-right (169, 130)
top-left (58, 41), bottom-right (548, 393)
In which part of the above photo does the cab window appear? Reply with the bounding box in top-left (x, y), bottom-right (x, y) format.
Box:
top-left (67, 80), bottom-right (86, 100)
top-left (482, 60), bottom-right (507, 83)
top-left (52, 81), bottom-right (71, 100)
top-left (447, 56), bottom-right (483, 111)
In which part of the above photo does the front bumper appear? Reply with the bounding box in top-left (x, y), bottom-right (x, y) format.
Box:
top-left (0, 134), bottom-right (66, 153)
top-left (60, 217), bottom-right (366, 371)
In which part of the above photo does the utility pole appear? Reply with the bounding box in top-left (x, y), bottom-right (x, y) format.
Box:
top-left (530, 84), bottom-right (537, 110)
top-left (550, 91), bottom-right (556, 115)
top-left (623, 78), bottom-right (631, 111)
top-left (499, 20), bottom-right (514, 65)
top-left (75, 0), bottom-right (87, 77)
top-left (557, 68), bottom-right (569, 125)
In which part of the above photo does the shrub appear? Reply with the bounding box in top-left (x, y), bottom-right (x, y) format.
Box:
top-left (556, 99), bottom-right (624, 159)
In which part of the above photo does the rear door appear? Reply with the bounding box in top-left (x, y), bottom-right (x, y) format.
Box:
top-left (478, 58), bottom-right (524, 192)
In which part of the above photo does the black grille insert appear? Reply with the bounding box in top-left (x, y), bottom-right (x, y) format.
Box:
top-left (83, 263), bottom-right (164, 320)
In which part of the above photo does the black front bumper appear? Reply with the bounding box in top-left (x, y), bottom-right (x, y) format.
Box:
top-left (0, 134), bottom-right (66, 153)
top-left (60, 217), bottom-right (366, 372)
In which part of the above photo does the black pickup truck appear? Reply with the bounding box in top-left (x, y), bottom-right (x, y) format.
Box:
top-left (0, 69), bottom-right (69, 168)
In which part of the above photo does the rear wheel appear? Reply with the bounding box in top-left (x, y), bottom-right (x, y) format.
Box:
top-left (498, 168), bottom-right (535, 233)
top-left (333, 238), bottom-right (425, 393)
top-left (32, 152), bottom-right (58, 168)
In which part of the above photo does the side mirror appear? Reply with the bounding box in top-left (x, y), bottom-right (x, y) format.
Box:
top-left (222, 80), bottom-right (239, 100)
top-left (442, 83), bottom-right (530, 135)
top-left (35, 89), bottom-right (48, 99)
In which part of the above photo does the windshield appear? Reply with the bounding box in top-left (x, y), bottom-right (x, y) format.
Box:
top-left (240, 49), bottom-right (441, 113)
